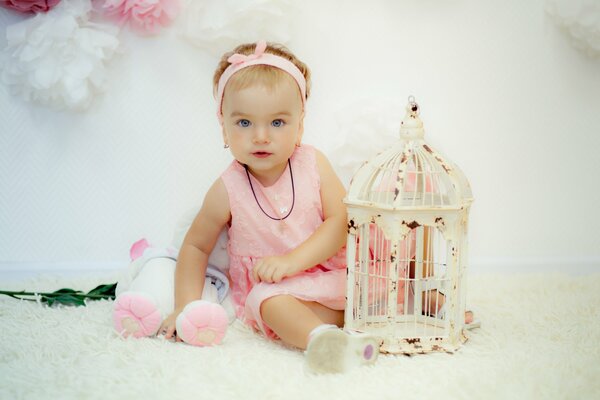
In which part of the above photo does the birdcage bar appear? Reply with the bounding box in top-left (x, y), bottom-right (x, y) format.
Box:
top-left (361, 224), bottom-right (373, 323)
top-left (358, 223), bottom-right (368, 323)
top-left (377, 153), bottom-right (396, 205)
top-left (403, 233), bottom-right (411, 318)
top-left (345, 232), bottom-right (354, 326)
top-left (412, 151), bottom-right (422, 207)
top-left (413, 226), bottom-right (425, 317)
top-left (378, 225), bottom-right (389, 319)
top-left (458, 226), bottom-right (469, 331)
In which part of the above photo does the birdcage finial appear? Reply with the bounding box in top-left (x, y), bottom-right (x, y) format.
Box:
top-left (400, 95), bottom-right (424, 139)
top-left (408, 95), bottom-right (419, 117)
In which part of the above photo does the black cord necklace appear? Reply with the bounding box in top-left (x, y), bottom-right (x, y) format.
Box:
top-left (244, 159), bottom-right (295, 221)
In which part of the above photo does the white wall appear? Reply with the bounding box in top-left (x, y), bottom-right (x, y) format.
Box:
top-left (1, 0), bottom-right (599, 273)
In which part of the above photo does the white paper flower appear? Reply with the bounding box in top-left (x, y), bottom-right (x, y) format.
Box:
top-left (546, 0), bottom-right (600, 57)
top-left (178, 0), bottom-right (295, 57)
top-left (329, 100), bottom-right (404, 187)
top-left (0, 0), bottom-right (120, 110)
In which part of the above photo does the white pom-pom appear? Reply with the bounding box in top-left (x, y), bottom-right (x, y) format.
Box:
top-left (546, 0), bottom-right (600, 57)
top-left (178, 0), bottom-right (295, 56)
top-left (0, 0), bottom-right (120, 111)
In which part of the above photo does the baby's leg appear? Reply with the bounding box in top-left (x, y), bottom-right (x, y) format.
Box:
top-left (260, 295), bottom-right (338, 349)
top-left (421, 289), bottom-right (445, 317)
top-left (301, 300), bottom-right (344, 328)
top-left (421, 290), bottom-right (476, 325)
top-left (260, 295), bottom-right (380, 373)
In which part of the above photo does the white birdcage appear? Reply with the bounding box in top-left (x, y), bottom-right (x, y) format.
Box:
top-left (344, 97), bottom-right (474, 354)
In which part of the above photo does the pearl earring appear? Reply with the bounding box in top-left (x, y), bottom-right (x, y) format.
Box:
top-left (224, 144), bottom-right (229, 149)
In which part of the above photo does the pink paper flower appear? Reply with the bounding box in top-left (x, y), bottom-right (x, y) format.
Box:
top-left (101, 0), bottom-right (179, 34)
top-left (0, 0), bottom-right (60, 13)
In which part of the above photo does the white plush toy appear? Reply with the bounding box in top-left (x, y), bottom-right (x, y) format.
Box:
top-left (113, 208), bottom-right (234, 346)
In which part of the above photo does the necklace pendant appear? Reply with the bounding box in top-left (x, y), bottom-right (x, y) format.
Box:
top-left (279, 220), bottom-right (286, 233)
top-left (245, 159), bottom-right (295, 222)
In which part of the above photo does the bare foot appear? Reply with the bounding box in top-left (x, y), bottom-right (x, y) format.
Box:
top-left (464, 310), bottom-right (474, 324)
top-left (421, 289), bottom-right (445, 317)
top-left (421, 290), bottom-right (474, 324)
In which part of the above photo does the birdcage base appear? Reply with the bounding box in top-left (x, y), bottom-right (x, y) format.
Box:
top-left (380, 332), bottom-right (467, 355)
top-left (348, 322), bottom-right (468, 355)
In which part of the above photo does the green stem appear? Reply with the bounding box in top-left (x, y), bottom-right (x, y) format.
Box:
top-left (0, 292), bottom-right (37, 302)
top-left (0, 291), bottom-right (115, 300)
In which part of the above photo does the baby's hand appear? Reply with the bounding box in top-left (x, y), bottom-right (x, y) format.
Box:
top-left (159, 309), bottom-right (184, 342)
top-left (252, 255), bottom-right (299, 283)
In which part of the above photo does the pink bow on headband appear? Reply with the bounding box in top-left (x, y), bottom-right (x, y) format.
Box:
top-left (227, 40), bottom-right (268, 65)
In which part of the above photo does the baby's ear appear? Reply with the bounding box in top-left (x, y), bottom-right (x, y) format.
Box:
top-left (221, 123), bottom-right (228, 145)
top-left (298, 112), bottom-right (305, 134)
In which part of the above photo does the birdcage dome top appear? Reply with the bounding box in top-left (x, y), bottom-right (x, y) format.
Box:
top-left (345, 97), bottom-right (473, 210)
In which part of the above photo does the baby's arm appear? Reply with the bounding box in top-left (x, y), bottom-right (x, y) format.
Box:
top-left (161, 178), bottom-right (231, 339)
top-left (253, 149), bottom-right (347, 283)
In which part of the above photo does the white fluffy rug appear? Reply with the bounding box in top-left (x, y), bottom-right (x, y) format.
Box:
top-left (1, 272), bottom-right (599, 400)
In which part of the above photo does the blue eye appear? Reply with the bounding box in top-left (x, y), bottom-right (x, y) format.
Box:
top-left (237, 119), bottom-right (251, 128)
top-left (272, 119), bottom-right (285, 128)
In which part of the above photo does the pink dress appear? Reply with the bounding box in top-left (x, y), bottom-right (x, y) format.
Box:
top-left (220, 144), bottom-right (346, 339)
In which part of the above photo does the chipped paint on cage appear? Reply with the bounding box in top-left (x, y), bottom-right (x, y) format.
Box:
top-left (347, 218), bottom-right (358, 234)
top-left (405, 220), bottom-right (421, 229)
top-left (423, 144), bottom-right (452, 174)
top-left (378, 331), bottom-right (469, 354)
top-left (393, 147), bottom-right (413, 202)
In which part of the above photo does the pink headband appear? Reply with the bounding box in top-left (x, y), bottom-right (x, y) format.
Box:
top-left (215, 40), bottom-right (307, 123)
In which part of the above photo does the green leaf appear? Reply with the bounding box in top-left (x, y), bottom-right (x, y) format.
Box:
top-left (45, 294), bottom-right (86, 307)
top-left (86, 283), bottom-right (117, 297)
top-left (50, 288), bottom-right (84, 295)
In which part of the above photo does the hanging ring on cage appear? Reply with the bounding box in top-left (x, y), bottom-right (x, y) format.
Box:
top-left (407, 95), bottom-right (419, 116)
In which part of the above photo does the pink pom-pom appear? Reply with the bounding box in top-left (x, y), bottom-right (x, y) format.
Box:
top-left (113, 292), bottom-right (162, 338)
top-left (0, 0), bottom-right (60, 13)
top-left (100, 0), bottom-right (179, 35)
top-left (176, 300), bottom-right (228, 346)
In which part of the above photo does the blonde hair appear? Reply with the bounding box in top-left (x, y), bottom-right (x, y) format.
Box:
top-left (213, 42), bottom-right (311, 100)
